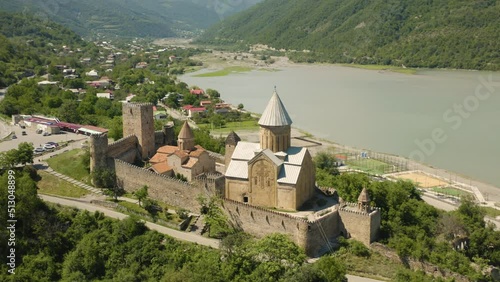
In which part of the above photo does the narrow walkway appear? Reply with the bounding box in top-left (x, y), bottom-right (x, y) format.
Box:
top-left (39, 194), bottom-right (220, 249)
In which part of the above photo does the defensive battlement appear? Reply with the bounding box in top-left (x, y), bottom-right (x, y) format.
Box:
top-left (222, 198), bottom-right (309, 222)
top-left (108, 134), bottom-right (137, 150)
top-left (308, 207), bottom-right (338, 224)
top-left (338, 202), bottom-right (380, 216)
top-left (115, 159), bottom-right (193, 188)
top-left (90, 133), bottom-right (109, 142)
top-left (195, 172), bottom-right (224, 181)
top-left (122, 102), bottom-right (154, 109)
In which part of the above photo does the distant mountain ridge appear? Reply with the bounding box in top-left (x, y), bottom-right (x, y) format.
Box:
top-left (0, 0), bottom-right (263, 38)
top-left (198, 0), bottom-right (500, 70)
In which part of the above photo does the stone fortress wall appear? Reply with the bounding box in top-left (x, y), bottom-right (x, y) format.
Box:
top-left (223, 198), bottom-right (379, 257)
top-left (338, 203), bottom-right (381, 246)
top-left (113, 159), bottom-right (205, 212)
top-left (107, 135), bottom-right (138, 163)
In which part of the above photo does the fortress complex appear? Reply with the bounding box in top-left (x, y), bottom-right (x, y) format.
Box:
top-left (89, 94), bottom-right (380, 257)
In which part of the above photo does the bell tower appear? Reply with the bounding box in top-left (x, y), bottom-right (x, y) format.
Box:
top-left (358, 187), bottom-right (371, 213)
top-left (178, 121), bottom-right (195, 151)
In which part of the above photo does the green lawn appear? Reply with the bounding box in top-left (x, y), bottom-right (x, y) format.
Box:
top-left (46, 149), bottom-right (92, 185)
top-left (193, 66), bottom-right (253, 77)
top-left (432, 187), bottom-right (471, 197)
top-left (199, 120), bottom-right (259, 134)
top-left (339, 64), bottom-right (417, 75)
top-left (37, 171), bottom-right (90, 198)
top-left (346, 158), bottom-right (391, 175)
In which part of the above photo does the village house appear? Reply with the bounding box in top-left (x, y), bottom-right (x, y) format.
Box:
top-left (182, 105), bottom-right (206, 118)
top-left (85, 69), bottom-right (99, 79)
top-left (190, 89), bottom-right (205, 96)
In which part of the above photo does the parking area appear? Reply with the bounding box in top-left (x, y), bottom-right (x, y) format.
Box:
top-left (0, 121), bottom-right (89, 152)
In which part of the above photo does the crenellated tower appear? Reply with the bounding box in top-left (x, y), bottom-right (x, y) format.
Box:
top-left (258, 90), bottom-right (292, 153)
top-left (122, 103), bottom-right (155, 159)
top-left (89, 134), bottom-right (109, 173)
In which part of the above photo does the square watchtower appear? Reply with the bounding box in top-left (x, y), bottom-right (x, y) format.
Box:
top-left (122, 103), bottom-right (155, 160)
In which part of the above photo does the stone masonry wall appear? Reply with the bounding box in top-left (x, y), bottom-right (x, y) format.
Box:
top-left (306, 209), bottom-right (341, 256)
top-left (107, 135), bottom-right (138, 159)
top-left (223, 199), bottom-right (344, 257)
top-left (338, 203), bottom-right (381, 246)
top-left (113, 159), bottom-right (206, 212)
top-left (223, 198), bottom-right (309, 250)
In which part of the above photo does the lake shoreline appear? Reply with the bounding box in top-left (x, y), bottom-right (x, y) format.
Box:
top-left (181, 52), bottom-right (500, 205)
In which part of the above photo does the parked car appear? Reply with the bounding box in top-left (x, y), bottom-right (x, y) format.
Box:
top-left (36, 129), bottom-right (42, 134)
top-left (34, 147), bottom-right (45, 153)
top-left (46, 141), bottom-right (59, 147)
top-left (44, 144), bottom-right (56, 150)
top-left (20, 125), bottom-right (26, 129)
top-left (21, 131), bottom-right (27, 135)
top-left (11, 135), bottom-right (17, 139)
top-left (42, 132), bottom-right (51, 136)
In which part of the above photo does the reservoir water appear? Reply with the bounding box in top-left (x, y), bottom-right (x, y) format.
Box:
top-left (181, 65), bottom-right (500, 187)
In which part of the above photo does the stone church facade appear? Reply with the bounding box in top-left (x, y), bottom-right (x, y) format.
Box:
top-left (225, 91), bottom-right (316, 210)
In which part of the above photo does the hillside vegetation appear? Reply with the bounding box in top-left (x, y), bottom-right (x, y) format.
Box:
top-left (0, 0), bottom-right (262, 38)
top-left (0, 12), bottom-right (94, 87)
top-left (198, 0), bottom-right (500, 70)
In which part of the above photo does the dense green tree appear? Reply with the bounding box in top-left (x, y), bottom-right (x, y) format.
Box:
top-left (135, 185), bottom-right (149, 207)
top-left (313, 255), bottom-right (347, 282)
top-left (204, 197), bottom-right (233, 238)
top-left (16, 142), bottom-right (34, 165)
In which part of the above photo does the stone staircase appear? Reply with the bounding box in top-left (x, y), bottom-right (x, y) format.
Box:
top-left (43, 167), bottom-right (103, 195)
top-left (189, 215), bottom-right (206, 235)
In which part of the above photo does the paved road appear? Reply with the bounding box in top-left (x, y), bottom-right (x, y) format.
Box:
top-left (39, 194), bottom-right (221, 249)
top-left (346, 275), bottom-right (384, 282)
top-left (421, 194), bottom-right (458, 212)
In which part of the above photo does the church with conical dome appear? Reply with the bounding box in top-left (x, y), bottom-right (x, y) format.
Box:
top-left (224, 91), bottom-right (316, 210)
top-left (149, 121), bottom-right (216, 181)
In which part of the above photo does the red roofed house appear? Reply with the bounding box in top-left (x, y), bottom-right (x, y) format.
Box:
top-left (182, 105), bottom-right (206, 118)
top-left (190, 89), bottom-right (205, 96)
top-left (200, 100), bottom-right (212, 107)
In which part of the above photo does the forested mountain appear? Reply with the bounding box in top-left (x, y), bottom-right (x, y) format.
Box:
top-left (0, 12), bottom-right (95, 87)
top-left (0, 0), bottom-right (262, 38)
top-left (198, 0), bottom-right (500, 70)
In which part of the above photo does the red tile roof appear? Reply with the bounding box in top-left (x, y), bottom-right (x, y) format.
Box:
top-left (190, 89), bottom-right (204, 95)
top-left (151, 163), bottom-right (173, 174)
top-left (150, 153), bottom-right (168, 164)
top-left (157, 145), bottom-right (178, 155)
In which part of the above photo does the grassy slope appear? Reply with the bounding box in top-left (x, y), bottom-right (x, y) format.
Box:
top-left (46, 149), bottom-right (91, 185)
top-left (37, 171), bottom-right (90, 198)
